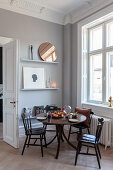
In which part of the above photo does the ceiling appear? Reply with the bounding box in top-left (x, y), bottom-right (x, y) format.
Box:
top-left (0, 0), bottom-right (112, 24)
top-left (30, 0), bottom-right (94, 14)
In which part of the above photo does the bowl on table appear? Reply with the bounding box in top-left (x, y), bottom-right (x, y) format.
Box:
top-left (52, 111), bottom-right (64, 119)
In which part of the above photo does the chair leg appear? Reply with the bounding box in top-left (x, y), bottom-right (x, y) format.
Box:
top-left (21, 135), bottom-right (28, 155)
top-left (68, 126), bottom-right (72, 141)
top-left (97, 144), bottom-right (101, 159)
top-left (44, 133), bottom-right (47, 148)
top-left (34, 139), bottom-right (37, 145)
top-left (61, 135), bottom-right (64, 142)
top-left (87, 146), bottom-right (89, 154)
top-left (95, 145), bottom-right (101, 169)
top-left (40, 134), bottom-right (43, 157)
top-left (78, 141), bottom-right (82, 153)
top-left (27, 135), bottom-right (31, 148)
top-left (75, 142), bottom-right (81, 165)
top-left (87, 128), bottom-right (90, 134)
top-left (56, 126), bottom-right (59, 142)
top-left (79, 128), bottom-right (82, 134)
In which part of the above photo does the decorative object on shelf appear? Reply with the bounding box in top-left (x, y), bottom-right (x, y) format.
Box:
top-left (51, 82), bottom-right (56, 88)
top-left (46, 80), bottom-right (48, 88)
top-left (31, 45), bottom-right (33, 60)
top-left (108, 96), bottom-right (113, 107)
top-left (46, 77), bottom-right (51, 88)
top-left (38, 42), bottom-right (57, 62)
top-left (29, 45), bottom-right (33, 60)
top-left (23, 67), bottom-right (45, 89)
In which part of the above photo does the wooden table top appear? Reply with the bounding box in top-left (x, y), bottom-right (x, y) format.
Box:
top-left (37, 113), bottom-right (86, 125)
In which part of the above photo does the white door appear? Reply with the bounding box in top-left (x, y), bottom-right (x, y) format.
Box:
top-left (3, 40), bottom-right (19, 148)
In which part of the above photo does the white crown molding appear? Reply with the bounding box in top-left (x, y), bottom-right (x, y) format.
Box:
top-left (0, 0), bottom-right (113, 25)
top-left (71, 0), bottom-right (113, 24)
top-left (0, 0), bottom-right (64, 25)
top-left (63, 14), bottom-right (72, 25)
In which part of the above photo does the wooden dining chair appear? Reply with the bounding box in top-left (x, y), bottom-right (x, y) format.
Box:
top-left (21, 112), bottom-right (47, 157)
top-left (68, 108), bottom-right (94, 141)
top-left (44, 105), bottom-right (61, 113)
top-left (75, 118), bottom-right (104, 169)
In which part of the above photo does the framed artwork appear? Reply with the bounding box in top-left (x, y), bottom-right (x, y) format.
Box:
top-left (33, 106), bottom-right (44, 116)
top-left (23, 67), bottom-right (45, 89)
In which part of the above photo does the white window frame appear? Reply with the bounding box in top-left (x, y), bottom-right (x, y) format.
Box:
top-left (82, 19), bottom-right (113, 104)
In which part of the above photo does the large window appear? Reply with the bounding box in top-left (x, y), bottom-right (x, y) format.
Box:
top-left (83, 20), bottom-right (113, 103)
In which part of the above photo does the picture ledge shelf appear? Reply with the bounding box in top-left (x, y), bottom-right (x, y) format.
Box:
top-left (21, 88), bottom-right (59, 91)
top-left (21, 58), bottom-right (59, 64)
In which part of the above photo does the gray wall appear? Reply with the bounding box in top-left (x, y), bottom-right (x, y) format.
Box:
top-left (63, 23), bottom-right (77, 110)
top-left (63, 24), bottom-right (72, 106)
top-left (71, 23), bottom-right (77, 108)
top-left (0, 8), bottom-right (78, 120)
top-left (0, 9), bottom-right (63, 43)
top-left (0, 9), bottom-right (63, 120)
top-left (19, 40), bottom-right (62, 120)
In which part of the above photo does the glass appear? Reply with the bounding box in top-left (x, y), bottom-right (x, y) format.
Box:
top-left (89, 26), bottom-right (102, 51)
top-left (106, 51), bottom-right (113, 100)
top-left (106, 21), bottom-right (113, 47)
top-left (89, 53), bottom-right (102, 101)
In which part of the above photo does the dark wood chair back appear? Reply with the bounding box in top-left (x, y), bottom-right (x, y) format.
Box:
top-left (21, 113), bottom-right (32, 133)
top-left (88, 111), bottom-right (94, 127)
top-left (45, 105), bottom-right (61, 112)
top-left (95, 118), bottom-right (104, 143)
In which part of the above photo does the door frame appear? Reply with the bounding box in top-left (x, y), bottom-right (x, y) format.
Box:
top-left (3, 39), bottom-right (20, 148)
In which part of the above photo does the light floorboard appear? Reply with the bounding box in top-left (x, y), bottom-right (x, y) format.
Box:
top-left (0, 132), bottom-right (113, 170)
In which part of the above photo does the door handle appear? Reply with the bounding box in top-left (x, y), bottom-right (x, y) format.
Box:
top-left (10, 101), bottom-right (16, 108)
top-left (10, 101), bottom-right (16, 104)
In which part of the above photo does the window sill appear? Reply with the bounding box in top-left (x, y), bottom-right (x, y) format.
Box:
top-left (82, 102), bottom-right (113, 119)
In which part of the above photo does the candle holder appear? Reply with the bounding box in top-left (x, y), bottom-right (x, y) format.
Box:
top-left (108, 96), bottom-right (113, 107)
top-left (51, 82), bottom-right (56, 88)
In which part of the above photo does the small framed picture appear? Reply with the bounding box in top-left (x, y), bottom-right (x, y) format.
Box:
top-left (34, 106), bottom-right (44, 116)
top-left (23, 67), bottom-right (45, 89)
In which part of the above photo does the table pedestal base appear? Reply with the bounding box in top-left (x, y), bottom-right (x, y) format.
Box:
top-left (55, 125), bottom-right (77, 159)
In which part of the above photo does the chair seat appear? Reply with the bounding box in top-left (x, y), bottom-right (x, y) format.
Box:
top-left (78, 133), bottom-right (97, 144)
top-left (72, 123), bottom-right (89, 129)
top-left (26, 127), bottom-right (45, 135)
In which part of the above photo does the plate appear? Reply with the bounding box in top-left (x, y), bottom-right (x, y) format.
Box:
top-left (68, 119), bottom-right (79, 122)
top-left (37, 117), bottom-right (47, 120)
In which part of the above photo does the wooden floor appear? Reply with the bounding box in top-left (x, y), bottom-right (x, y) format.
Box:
top-left (0, 132), bottom-right (113, 170)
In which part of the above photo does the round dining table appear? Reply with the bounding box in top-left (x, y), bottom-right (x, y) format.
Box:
top-left (37, 114), bottom-right (86, 159)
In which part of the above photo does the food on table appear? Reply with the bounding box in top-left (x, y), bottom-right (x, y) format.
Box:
top-left (51, 111), bottom-right (78, 119)
top-left (52, 111), bottom-right (64, 118)
top-left (66, 114), bottom-right (69, 117)
top-left (52, 113), bottom-right (58, 117)
top-left (69, 112), bottom-right (78, 119)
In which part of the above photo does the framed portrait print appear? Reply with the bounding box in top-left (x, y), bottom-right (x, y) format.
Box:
top-left (23, 67), bottom-right (45, 89)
